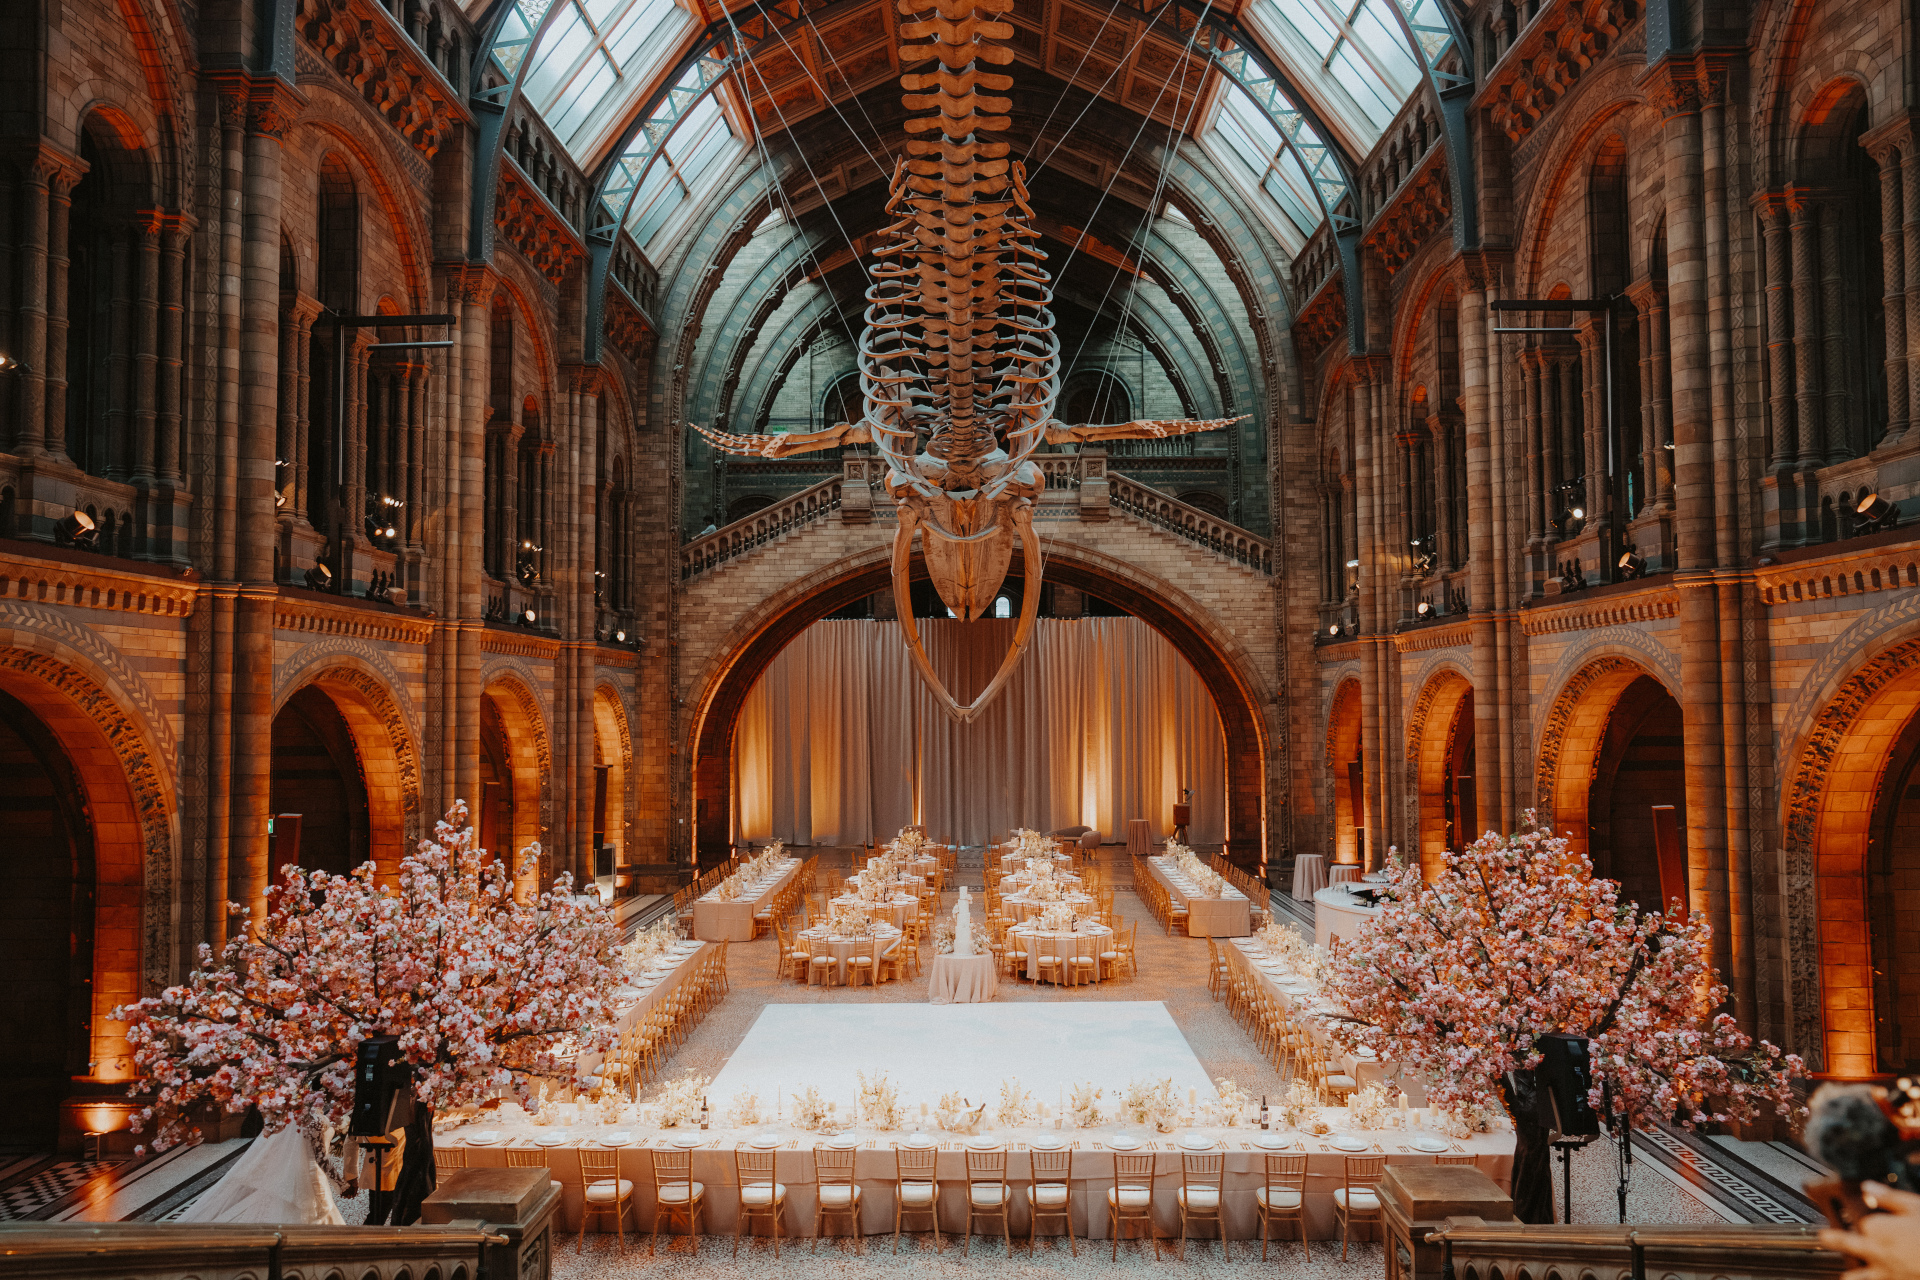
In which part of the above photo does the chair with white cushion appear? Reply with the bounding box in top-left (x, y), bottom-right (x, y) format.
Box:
top-left (577, 1145), bottom-right (635, 1254)
top-left (1106, 1151), bottom-right (1159, 1260)
top-left (1176, 1151), bottom-right (1226, 1260)
top-left (892, 1143), bottom-right (941, 1253)
top-left (813, 1144), bottom-right (863, 1254)
top-left (1028, 1148), bottom-right (1074, 1255)
top-left (1255, 1152), bottom-right (1308, 1261)
top-left (732, 1147), bottom-right (785, 1256)
top-left (648, 1147), bottom-right (704, 1255)
top-left (1334, 1154), bottom-right (1386, 1260)
top-left (963, 1146), bottom-right (1012, 1256)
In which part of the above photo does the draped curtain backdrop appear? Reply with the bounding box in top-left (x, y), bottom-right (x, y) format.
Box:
top-left (733, 617), bottom-right (1225, 847)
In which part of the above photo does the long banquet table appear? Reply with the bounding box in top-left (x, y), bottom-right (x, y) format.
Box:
top-left (692, 858), bottom-right (800, 942)
top-left (1225, 936), bottom-right (1425, 1104)
top-left (1147, 856), bottom-right (1250, 937)
top-left (434, 1113), bottom-right (1511, 1239)
top-left (575, 940), bottom-right (712, 1080)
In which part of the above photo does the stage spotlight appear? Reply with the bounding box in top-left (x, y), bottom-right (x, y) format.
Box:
top-left (1618, 549), bottom-right (1647, 579)
top-left (57, 510), bottom-right (97, 549)
top-left (521, 607), bottom-right (537, 626)
top-left (0, 353), bottom-right (17, 371)
top-left (305, 562), bottom-right (332, 591)
top-left (1858, 491), bottom-right (1900, 532)
top-left (614, 629), bottom-right (627, 643)
top-left (1326, 623), bottom-right (1343, 638)
top-left (1415, 600), bottom-right (1434, 620)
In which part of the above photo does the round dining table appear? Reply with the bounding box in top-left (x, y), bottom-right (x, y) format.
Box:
top-left (999, 851), bottom-right (1074, 876)
top-left (795, 923), bottom-right (904, 984)
top-left (1006, 921), bottom-right (1114, 981)
top-left (999, 870), bottom-right (1083, 894)
top-left (830, 892), bottom-right (918, 930)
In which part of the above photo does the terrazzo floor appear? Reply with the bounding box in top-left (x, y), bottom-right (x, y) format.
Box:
top-left (543, 850), bottom-right (1729, 1278)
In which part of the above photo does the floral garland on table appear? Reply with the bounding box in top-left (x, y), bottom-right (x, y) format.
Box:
top-left (1069, 1082), bottom-right (1105, 1129)
top-left (1168, 842), bottom-right (1227, 898)
top-left (727, 1089), bottom-right (765, 1128)
top-left (994, 1078), bottom-right (1036, 1128)
top-left (1118, 1078), bottom-right (1181, 1132)
top-left (859, 1071), bottom-right (905, 1130)
top-left (1436, 1101), bottom-right (1501, 1137)
top-left (651, 1070), bottom-right (710, 1127)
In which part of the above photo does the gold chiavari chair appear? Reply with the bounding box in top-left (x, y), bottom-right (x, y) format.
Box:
top-left (1176, 1151), bottom-right (1226, 1260)
top-left (813, 1144), bottom-right (863, 1253)
top-left (432, 1144), bottom-right (466, 1173)
top-left (893, 1143), bottom-right (941, 1253)
top-left (649, 1148), bottom-right (705, 1255)
top-left (1107, 1151), bottom-right (1158, 1260)
top-left (848, 934), bottom-right (877, 988)
top-left (1435, 1153), bottom-right (1479, 1166)
top-left (579, 1144), bottom-right (635, 1254)
top-left (807, 934), bottom-right (837, 987)
top-left (1028, 1148), bottom-right (1074, 1255)
top-left (963, 1146), bottom-right (1012, 1257)
top-left (1069, 931), bottom-right (1100, 986)
top-left (732, 1147), bottom-right (786, 1256)
top-left (1334, 1154), bottom-right (1386, 1260)
top-left (1255, 1152), bottom-right (1308, 1260)
top-left (1035, 932), bottom-right (1066, 986)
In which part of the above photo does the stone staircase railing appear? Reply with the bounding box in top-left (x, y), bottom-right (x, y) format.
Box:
top-left (1107, 473), bottom-right (1272, 574)
top-left (678, 459), bottom-right (1274, 582)
top-left (0, 1222), bottom-right (504, 1280)
top-left (680, 478), bottom-right (843, 581)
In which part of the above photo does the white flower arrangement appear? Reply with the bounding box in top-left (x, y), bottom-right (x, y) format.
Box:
top-left (1437, 1101), bottom-right (1499, 1137)
top-left (1119, 1078), bottom-right (1181, 1132)
top-left (934, 919), bottom-right (956, 954)
top-left (937, 1090), bottom-right (986, 1134)
top-left (597, 1087), bottom-right (627, 1124)
top-left (619, 917), bottom-right (679, 982)
top-left (1069, 1082), bottom-right (1104, 1129)
top-left (1213, 1078), bottom-right (1252, 1127)
top-left (994, 1078), bottom-right (1036, 1128)
top-left (1038, 901), bottom-right (1078, 931)
top-left (651, 1070), bottom-right (709, 1127)
top-left (1345, 1083), bottom-right (1394, 1130)
top-left (726, 1089), bottom-right (764, 1128)
top-left (827, 905), bottom-right (871, 936)
top-left (1279, 1078), bottom-right (1323, 1131)
top-left (858, 1071), bottom-right (904, 1130)
top-left (790, 1085), bottom-right (831, 1131)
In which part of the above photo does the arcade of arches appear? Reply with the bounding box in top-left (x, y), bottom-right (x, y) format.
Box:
top-left (8, 0), bottom-right (1920, 1170)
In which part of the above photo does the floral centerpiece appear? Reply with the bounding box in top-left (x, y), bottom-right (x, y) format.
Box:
top-left (620, 917), bottom-right (678, 982)
top-left (1345, 1084), bottom-right (1394, 1130)
top-left (994, 1078), bottom-right (1036, 1128)
top-left (1025, 876), bottom-right (1063, 903)
top-left (827, 904), bottom-right (871, 936)
top-left (791, 1085), bottom-right (831, 1131)
top-left (1038, 901), bottom-right (1079, 931)
top-left (937, 1091), bottom-right (986, 1133)
top-left (1118, 1078), bottom-right (1180, 1132)
top-left (1069, 1082), bottom-right (1104, 1128)
top-left (726, 1089), bottom-right (765, 1128)
top-left (1169, 842), bottom-right (1228, 898)
top-left (1213, 1078), bottom-right (1252, 1126)
top-left (1324, 819), bottom-right (1802, 1223)
top-left (859, 1071), bottom-right (904, 1130)
top-left (650, 1070), bottom-right (710, 1127)
top-left (1278, 1078), bottom-right (1325, 1131)
top-left (934, 919), bottom-right (956, 954)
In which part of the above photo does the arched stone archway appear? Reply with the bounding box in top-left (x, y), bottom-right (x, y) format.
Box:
top-left (1405, 667), bottom-right (1474, 879)
top-left (1534, 655), bottom-right (1677, 859)
top-left (1325, 678), bottom-right (1364, 866)
top-left (685, 548), bottom-right (1272, 872)
top-left (593, 685), bottom-right (634, 874)
top-left (483, 674), bottom-right (551, 899)
top-left (1780, 636), bottom-right (1920, 1076)
top-left (0, 643), bottom-right (172, 1149)
top-left (272, 664), bottom-right (423, 880)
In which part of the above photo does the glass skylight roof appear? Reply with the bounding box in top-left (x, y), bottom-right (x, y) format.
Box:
top-left (522, 0), bottom-right (698, 161)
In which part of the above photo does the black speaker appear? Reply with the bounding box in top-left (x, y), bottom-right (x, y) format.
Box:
top-left (350, 1035), bottom-right (415, 1136)
top-left (1532, 1033), bottom-right (1600, 1137)
top-left (596, 844), bottom-right (615, 878)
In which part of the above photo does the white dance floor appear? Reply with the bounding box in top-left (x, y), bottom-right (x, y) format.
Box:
top-left (706, 1001), bottom-right (1213, 1112)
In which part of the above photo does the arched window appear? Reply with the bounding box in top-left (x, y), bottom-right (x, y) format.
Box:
top-left (1588, 135), bottom-right (1645, 530)
top-left (819, 370), bottom-right (862, 432)
top-left (1059, 370), bottom-right (1133, 425)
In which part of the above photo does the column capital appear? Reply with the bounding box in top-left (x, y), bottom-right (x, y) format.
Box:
top-left (1861, 112), bottom-right (1920, 163)
top-left (5, 137), bottom-right (89, 190)
top-left (565, 363), bottom-right (606, 396)
top-left (440, 262), bottom-right (497, 307)
top-left (1449, 249), bottom-right (1512, 295)
top-left (1639, 50), bottom-right (1738, 118)
top-left (206, 72), bottom-right (306, 140)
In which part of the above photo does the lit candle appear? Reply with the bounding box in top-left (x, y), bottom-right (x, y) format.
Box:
top-left (1188, 1087), bottom-right (1197, 1106)
top-left (921, 1101), bottom-right (929, 1118)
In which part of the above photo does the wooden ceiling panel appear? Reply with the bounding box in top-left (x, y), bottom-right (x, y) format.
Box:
top-left (1054, 2), bottom-right (1131, 54)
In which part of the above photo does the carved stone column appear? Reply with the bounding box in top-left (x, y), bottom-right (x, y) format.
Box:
top-left (1869, 134), bottom-right (1909, 446)
top-left (1820, 202), bottom-right (1854, 461)
top-left (1757, 196), bottom-right (1797, 477)
top-left (1788, 190), bottom-right (1826, 471)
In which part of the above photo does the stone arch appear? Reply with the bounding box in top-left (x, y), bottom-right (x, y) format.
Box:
top-left (1405, 663), bottom-right (1474, 878)
top-left (1780, 636), bottom-right (1920, 1075)
top-left (1325, 676), bottom-right (1364, 865)
top-left (0, 642), bottom-right (171, 1084)
top-left (271, 661), bottom-right (423, 875)
top-left (593, 683), bottom-right (634, 868)
top-left (683, 541), bottom-right (1274, 871)
top-left (1533, 654), bottom-right (1677, 861)
top-left (481, 669), bottom-right (551, 897)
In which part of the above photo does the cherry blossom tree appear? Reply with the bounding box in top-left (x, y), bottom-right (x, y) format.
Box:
top-left (1323, 816), bottom-right (1801, 1223)
top-left (114, 802), bottom-right (621, 1152)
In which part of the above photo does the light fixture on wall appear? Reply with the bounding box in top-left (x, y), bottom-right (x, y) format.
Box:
top-left (614, 628), bottom-right (627, 643)
top-left (1857, 491), bottom-right (1900, 533)
top-left (1326, 623), bottom-right (1344, 638)
top-left (56, 510), bottom-right (97, 550)
top-left (1617, 548), bottom-right (1647, 580)
top-left (305, 562), bottom-right (332, 591)
top-left (0, 353), bottom-right (18, 371)
top-left (1414, 600), bottom-right (1434, 620)
top-left (520, 607), bottom-right (538, 627)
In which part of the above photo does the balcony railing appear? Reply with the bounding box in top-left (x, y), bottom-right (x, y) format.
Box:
top-left (0, 1222), bottom-right (503, 1280)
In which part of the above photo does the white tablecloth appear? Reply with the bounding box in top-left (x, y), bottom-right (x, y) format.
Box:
top-left (436, 1115), bottom-right (1511, 1239)
top-left (1227, 937), bottom-right (1423, 1103)
top-left (1329, 863), bottom-right (1361, 886)
top-left (795, 924), bottom-right (904, 983)
top-left (1147, 857), bottom-right (1250, 937)
top-left (1006, 922), bottom-right (1113, 981)
top-left (1314, 885), bottom-right (1379, 949)
top-left (577, 941), bottom-right (712, 1080)
top-left (1003, 892), bottom-right (1095, 922)
top-left (927, 952), bottom-right (998, 1004)
top-left (831, 892), bottom-right (918, 930)
top-left (1291, 853), bottom-right (1328, 900)
top-left (999, 851), bottom-right (1073, 876)
top-left (1000, 871), bottom-right (1082, 894)
top-left (693, 859), bottom-right (800, 941)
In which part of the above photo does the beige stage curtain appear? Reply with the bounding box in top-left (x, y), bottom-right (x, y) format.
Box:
top-left (732, 617), bottom-right (1225, 847)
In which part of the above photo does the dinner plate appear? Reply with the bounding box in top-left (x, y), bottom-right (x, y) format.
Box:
top-left (1106, 1133), bottom-right (1142, 1151)
top-left (1029, 1134), bottom-right (1065, 1151)
top-left (1353, 1047), bottom-right (1378, 1059)
top-left (603, 1131), bottom-right (634, 1147)
top-left (465, 1130), bottom-right (502, 1146)
top-left (534, 1131), bottom-right (572, 1146)
top-left (1253, 1131), bottom-right (1292, 1149)
top-left (829, 1133), bottom-right (859, 1149)
top-left (1329, 1133), bottom-right (1371, 1152)
top-left (1410, 1136), bottom-right (1451, 1154)
top-left (965, 1135), bottom-right (1002, 1151)
top-left (904, 1133), bottom-right (934, 1148)
top-left (1178, 1131), bottom-right (1216, 1151)
top-left (670, 1132), bottom-right (705, 1148)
